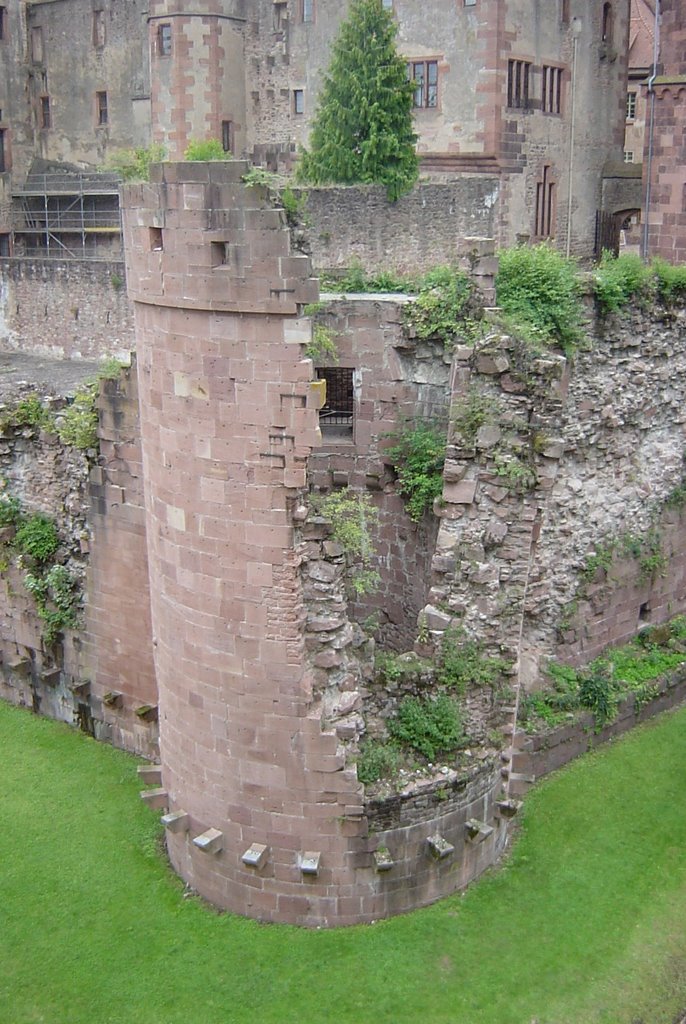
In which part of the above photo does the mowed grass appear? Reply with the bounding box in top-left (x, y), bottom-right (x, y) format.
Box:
top-left (1, 700), bottom-right (686, 1024)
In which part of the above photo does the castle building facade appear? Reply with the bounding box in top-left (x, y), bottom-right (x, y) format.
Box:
top-left (0, 0), bottom-right (631, 258)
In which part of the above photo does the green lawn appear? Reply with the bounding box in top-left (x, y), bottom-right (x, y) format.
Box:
top-left (1, 700), bottom-right (686, 1024)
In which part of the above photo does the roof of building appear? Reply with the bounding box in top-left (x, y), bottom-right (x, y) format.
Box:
top-left (629, 0), bottom-right (656, 71)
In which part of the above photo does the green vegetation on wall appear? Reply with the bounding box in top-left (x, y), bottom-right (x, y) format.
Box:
top-left (183, 139), bottom-right (228, 161)
top-left (106, 144), bottom-right (167, 182)
top-left (385, 420), bottom-right (446, 521)
top-left (495, 244), bottom-right (583, 352)
top-left (310, 488), bottom-right (380, 595)
top-left (296, 0), bottom-right (418, 201)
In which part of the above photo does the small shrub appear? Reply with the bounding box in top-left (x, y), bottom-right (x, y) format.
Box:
top-left (651, 257), bottom-right (686, 304)
top-left (305, 323), bottom-right (339, 364)
top-left (493, 451), bottom-right (537, 493)
top-left (110, 273), bottom-right (124, 292)
top-left (403, 267), bottom-right (477, 344)
top-left (183, 138), bottom-right (227, 161)
top-left (452, 388), bottom-right (497, 446)
top-left (495, 244), bottom-right (583, 351)
top-left (593, 251), bottom-right (652, 314)
top-left (107, 144), bottom-right (166, 182)
top-left (15, 515), bottom-right (59, 565)
top-left (437, 628), bottom-right (509, 694)
top-left (311, 488), bottom-right (380, 595)
top-left (374, 651), bottom-right (403, 683)
top-left (97, 358), bottom-right (125, 382)
top-left (0, 494), bottom-right (21, 528)
top-left (356, 741), bottom-right (400, 785)
top-left (56, 386), bottom-right (98, 451)
top-left (241, 166), bottom-right (278, 190)
top-left (389, 694), bottom-right (464, 761)
top-left (577, 665), bottom-right (618, 728)
top-left (1, 394), bottom-right (52, 432)
top-left (385, 421), bottom-right (446, 522)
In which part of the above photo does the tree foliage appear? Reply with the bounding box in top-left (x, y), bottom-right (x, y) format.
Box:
top-left (296, 0), bottom-right (418, 201)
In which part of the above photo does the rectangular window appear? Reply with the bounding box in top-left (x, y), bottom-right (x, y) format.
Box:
top-left (40, 96), bottom-right (51, 129)
top-left (0, 7), bottom-right (6, 41)
top-left (221, 119), bottom-right (234, 153)
top-left (409, 60), bottom-right (438, 109)
top-left (561, 0), bottom-right (570, 22)
top-left (541, 65), bottom-right (562, 114)
top-left (92, 9), bottom-right (105, 48)
top-left (626, 91), bottom-right (637, 120)
top-left (293, 89), bottom-right (304, 115)
top-left (96, 91), bottom-right (108, 126)
top-left (507, 59), bottom-right (531, 109)
top-left (158, 22), bottom-right (172, 56)
top-left (273, 2), bottom-right (287, 30)
top-left (302, 0), bottom-right (313, 23)
top-left (30, 26), bottom-right (43, 63)
top-left (624, 150), bottom-right (634, 163)
top-left (464, 0), bottom-right (477, 6)
top-left (535, 166), bottom-right (555, 238)
top-left (316, 367), bottom-right (353, 438)
top-left (382, 0), bottom-right (393, 7)
top-left (0, 128), bottom-right (6, 173)
top-left (0, 234), bottom-right (10, 257)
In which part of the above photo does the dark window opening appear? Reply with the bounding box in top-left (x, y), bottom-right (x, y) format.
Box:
top-left (408, 60), bottom-right (438, 108)
top-left (273, 2), bottom-right (287, 31)
top-left (221, 119), bottom-right (234, 153)
top-left (0, 129), bottom-right (6, 173)
top-left (535, 165), bottom-right (555, 238)
top-left (602, 3), bottom-right (614, 43)
top-left (302, 0), bottom-right (313, 23)
top-left (561, 0), bottom-right (570, 22)
top-left (158, 22), bottom-right (172, 56)
top-left (293, 89), bottom-right (304, 115)
top-left (211, 241), bottom-right (228, 266)
top-left (40, 95), bottom-right (50, 129)
top-left (0, 7), bottom-right (6, 41)
top-left (542, 65), bottom-right (562, 114)
top-left (149, 226), bottom-right (163, 251)
top-left (0, 234), bottom-right (10, 257)
top-left (96, 90), bottom-right (108, 125)
top-left (316, 367), bottom-right (353, 438)
top-left (508, 59), bottom-right (531, 109)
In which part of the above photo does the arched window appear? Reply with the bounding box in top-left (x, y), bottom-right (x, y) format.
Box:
top-left (602, 3), bottom-right (614, 43)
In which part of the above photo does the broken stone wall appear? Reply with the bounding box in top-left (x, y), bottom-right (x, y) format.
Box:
top-left (0, 259), bottom-right (134, 361)
top-left (307, 296), bottom-right (450, 651)
top-left (0, 366), bottom-right (158, 758)
top-left (426, 306), bottom-right (686, 686)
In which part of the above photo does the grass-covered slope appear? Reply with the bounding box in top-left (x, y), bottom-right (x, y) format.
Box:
top-left (1, 700), bottom-right (685, 1024)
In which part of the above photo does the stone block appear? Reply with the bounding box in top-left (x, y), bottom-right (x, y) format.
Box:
top-left (373, 847), bottom-right (395, 872)
top-left (465, 819), bottom-right (495, 844)
top-left (102, 691), bottom-right (123, 707)
top-left (422, 604), bottom-right (452, 630)
top-left (161, 810), bottom-right (190, 833)
top-left (140, 787), bottom-right (168, 810)
top-left (299, 851), bottom-right (321, 876)
top-left (443, 480), bottom-right (477, 504)
top-left (242, 843), bottom-right (269, 869)
top-left (427, 834), bottom-right (454, 860)
top-left (496, 799), bottom-right (522, 819)
top-left (193, 828), bottom-right (224, 855)
top-left (137, 764), bottom-right (162, 785)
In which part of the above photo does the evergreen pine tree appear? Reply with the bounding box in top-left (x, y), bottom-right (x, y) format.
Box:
top-left (296, 0), bottom-right (418, 201)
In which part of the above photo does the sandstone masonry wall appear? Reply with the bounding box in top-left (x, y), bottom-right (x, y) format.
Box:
top-left (0, 259), bottom-right (135, 361)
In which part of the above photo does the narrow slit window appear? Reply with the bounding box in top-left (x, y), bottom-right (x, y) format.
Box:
top-left (158, 23), bottom-right (172, 57)
top-left (92, 9), bottom-right (105, 48)
top-left (96, 91), bottom-right (108, 125)
top-left (507, 59), bottom-right (531, 109)
top-left (535, 165), bottom-right (555, 238)
top-left (293, 89), bottom-right (304, 115)
top-left (221, 120), bottom-right (233, 153)
top-left (40, 96), bottom-right (51, 129)
top-left (0, 7), bottom-right (6, 41)
top-left (149, 227), bottom-right (163, 251)
top-left (542, 66), bottom-right (562, 114)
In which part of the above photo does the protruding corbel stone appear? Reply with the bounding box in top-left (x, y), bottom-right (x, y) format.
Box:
top-left (135, 704), bottom-right (159, 722)
top-left (137, 764), bottom-right (162, 785)
top-left (465, 819), bottom-right (495, 844)
top-left (242, 843), bottom-right (269, 869)
top-left (161, 810), bottom-right (190, 833)
top-left (193, 828), bottom-right (223, 854)
top-left (299, 851), bottom-right (321, 876)
top-left (103, 691), bottom-right (123, 708)
top-left (7, 655), bottom-right (30, 673)
top-left (496, 799), bottom-right (522, 819)
top-left (373, 847), bottom-right (394, 872)
top-left (69, 679), bottom-right (91, 697)
top-left (41, 667), bottom-right (62, 686)
top-left (140, 787), bottom-right (168, 809)
top-left (426, 833), bottom-right (454, 860)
